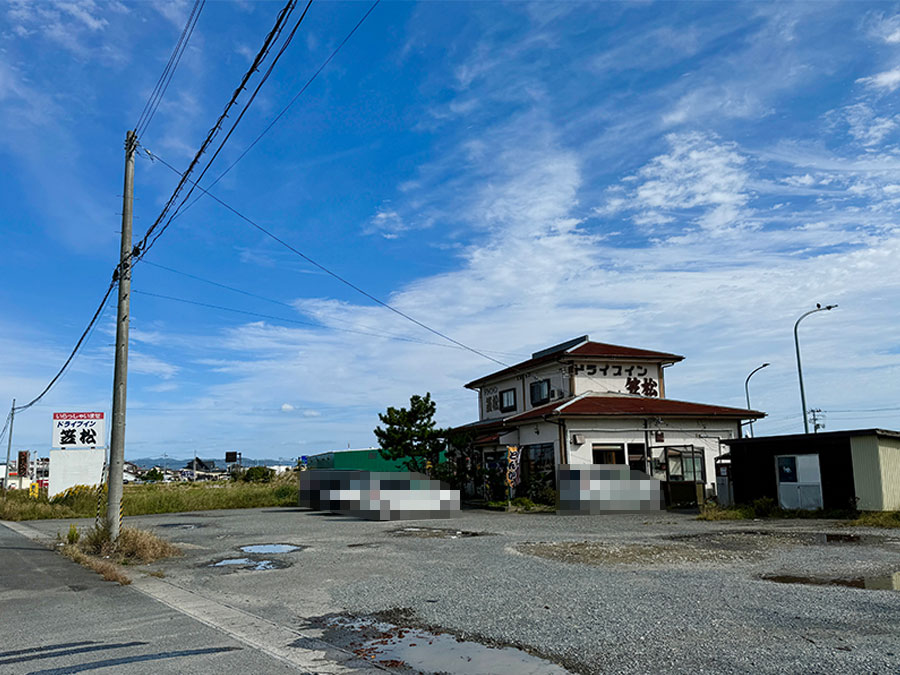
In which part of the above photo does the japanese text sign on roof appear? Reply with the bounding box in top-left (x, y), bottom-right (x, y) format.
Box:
top-left (52, 412), bottom-right (105, 449)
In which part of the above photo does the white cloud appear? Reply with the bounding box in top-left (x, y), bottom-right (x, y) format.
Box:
top-left (281, 403), bottom-right (295, 412)
top-left (857, 67), bottom-right (900, 92)
top-left (840, 103), bottom-right (899, 146)
top-left (599, 132), bottom-right (752, 235)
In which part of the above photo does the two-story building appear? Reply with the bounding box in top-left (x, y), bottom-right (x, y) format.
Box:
top-left (452, 335), bottom-right (764, 501)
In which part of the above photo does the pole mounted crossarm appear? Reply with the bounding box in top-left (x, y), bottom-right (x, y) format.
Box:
top-left (793, 303), bottom-right (838, 434)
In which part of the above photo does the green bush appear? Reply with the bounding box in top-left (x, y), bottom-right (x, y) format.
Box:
top-left (243, 466), bottom-right (275, 483)
top-left (144, 468), bottom-right (164, 482)
top-left (752, 497), bottom-right (777, 517)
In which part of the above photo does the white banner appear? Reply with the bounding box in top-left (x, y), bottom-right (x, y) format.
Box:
top-left (52, 412), bottom-right (105, 448)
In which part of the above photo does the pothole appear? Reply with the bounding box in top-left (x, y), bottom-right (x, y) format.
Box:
top-left (239, 544), bottom-right (304, 554)
top-left (518, 540), bottom-right (751, 565)
top-left (390, 526), bottom-right (489, 539)
top-left (157, 523), bottom-right (207, 530)
top-left (318, 615), bottom-right (572, 674)
top-left (761, 572), bottom-right (900, 591)
top-left (207, 557), bottom-right (291, 571)
top-left (664, 530), bottom-right (896, 551)
top-left (347, 543), bottom-right (379, 549)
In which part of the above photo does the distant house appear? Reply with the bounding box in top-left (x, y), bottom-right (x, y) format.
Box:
top-left (451, 335), bottom-right (764, 502)
top-left (181, 458), bottom-right (225, 480)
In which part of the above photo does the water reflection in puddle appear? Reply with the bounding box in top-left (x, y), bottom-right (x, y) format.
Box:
top-left (390, 527), bottom-right (488, 539)
top-left (239, 544), bottom-right (301, 554)
top-left (762, 572), bottom-right (900, 591)
top-left (210, 558), bottom-right (284, 571)
top-left (327, 617), bottom-right (570, 674)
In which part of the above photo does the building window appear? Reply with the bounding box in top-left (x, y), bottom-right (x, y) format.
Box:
top-left (530, 379), bottom-right (550, 406)
top-left (499, 388), bottom-right (516, 413)
top-left (592, 443), bottom-right (625, 464)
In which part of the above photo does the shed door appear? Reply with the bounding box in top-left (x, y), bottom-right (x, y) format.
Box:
top-left (775, 454), bottom-right (823, 510)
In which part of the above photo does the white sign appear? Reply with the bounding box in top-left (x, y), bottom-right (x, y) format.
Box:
top-left (52, 412), bottom-right (105, 448)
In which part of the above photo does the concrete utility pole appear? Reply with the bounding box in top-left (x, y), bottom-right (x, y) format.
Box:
top-left (3, 399), bottom-right (15, 496)
top-left (107, 130), bottom-right (136, 539)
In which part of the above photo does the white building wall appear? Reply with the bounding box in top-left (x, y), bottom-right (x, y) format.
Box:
top-left (564, 417), bottom-right (738, 489)
top-left (479, 365), bottom-right (572, 420)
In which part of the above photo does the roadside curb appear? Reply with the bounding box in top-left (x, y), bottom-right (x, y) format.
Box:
top-left (0, 519), bottom-right (385, 674)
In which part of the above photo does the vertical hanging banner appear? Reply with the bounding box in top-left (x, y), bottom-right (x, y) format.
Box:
top-left (52, 412), bottom-right (105, 448)
top-left (505, 445), bottom-right (521, 488)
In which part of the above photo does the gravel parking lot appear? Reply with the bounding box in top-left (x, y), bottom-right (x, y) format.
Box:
top-left (28, 509), bottom-right (900, 674)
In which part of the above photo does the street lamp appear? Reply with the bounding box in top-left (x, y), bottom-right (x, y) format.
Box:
top-left (794, 303), bottom-right (838, 434)
top-left (744, 363), bottom-right (770, 438)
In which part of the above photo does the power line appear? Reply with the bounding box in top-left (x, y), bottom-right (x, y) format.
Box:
top-left (134, 0), bottom-right (301, 261)
top-left (140, 261), bottom-right (530, 357)
top-left (145, 152), bottom-right (513, 370)
top-left (137, 0), bottom-right (314, 260)
top-left (176, 0), bottom-right (381, 219)
top-left (132, 288), bottom-right (508, 352)
top-left (134, 0), bottom-right (205, 139)
top-left (0, 411), bottom-right (11, 448)
top-left (13, 280), bottom-right (118, 413)
top-left (823, 405), bottom-right (900, 413)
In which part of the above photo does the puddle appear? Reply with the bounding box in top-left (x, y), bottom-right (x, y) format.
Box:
top-left (761, 572), bottom-right (900, 591)
top-left (208, 557), bottom-right (290, 571)
top-left (239, 544), bottom-right (302, 554)
top-left (390, 526), bottom-right (489, 539)
top-left (325, 617), bottom-right (570, 674)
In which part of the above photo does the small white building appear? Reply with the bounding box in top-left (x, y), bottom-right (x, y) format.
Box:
top-left (453, 336), bottom-right (764, 502)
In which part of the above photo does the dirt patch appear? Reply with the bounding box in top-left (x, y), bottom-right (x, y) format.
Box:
top-left (518, 540), bottom-right (756, 565)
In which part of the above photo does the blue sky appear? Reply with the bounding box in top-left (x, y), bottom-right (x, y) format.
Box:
top-left (1, 0), bottom-right (899, 460)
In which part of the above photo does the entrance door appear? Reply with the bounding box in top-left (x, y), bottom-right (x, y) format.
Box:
top-left (775, 454), bottom-right (823, 510)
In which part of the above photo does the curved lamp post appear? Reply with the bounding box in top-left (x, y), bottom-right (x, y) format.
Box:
top-left (794, 303), bottom-right (838, 434)
top-left (744, 363), bottom-right (770, 438)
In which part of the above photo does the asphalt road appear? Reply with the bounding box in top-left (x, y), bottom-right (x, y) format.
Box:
top-left (10, 509), bottom-right (900, 674)
top-left (0, 522), bottom-right (306, 675)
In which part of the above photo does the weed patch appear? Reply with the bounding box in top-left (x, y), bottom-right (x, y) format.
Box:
top-left (850, 511), bottom-right (900, 529)
top-left (1, 474), bottom-right (299, 521)
top-left (698, 500), bottom-right (859, 522)
top-left (59, 524), bottom-right (181, 584)
top-left (61, 544), bottom-right (131, 585)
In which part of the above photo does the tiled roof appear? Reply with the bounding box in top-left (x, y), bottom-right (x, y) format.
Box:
top-left (464, 340), bottom-right (684, 389)
top-left (448, 394), bottom-right (764, 436)
top-left (509, 395), bottom-right (764, 422)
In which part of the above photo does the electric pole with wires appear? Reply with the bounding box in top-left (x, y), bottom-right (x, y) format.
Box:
top-left (107, 130), bottom-right (137, 539)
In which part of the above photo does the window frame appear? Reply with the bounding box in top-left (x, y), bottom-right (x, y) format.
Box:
top-left (499, 388), bottom-right (517, 413)
top-left (530, 379), bottom-right (551, 406)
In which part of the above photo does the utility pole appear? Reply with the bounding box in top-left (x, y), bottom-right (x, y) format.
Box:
top-left (106, 130), bottom-right (136, 539)
top-left (3, 399), bottom-right (15, 496)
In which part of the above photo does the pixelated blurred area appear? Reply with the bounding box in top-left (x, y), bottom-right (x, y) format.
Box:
top-left (299, 471), bottom-right (460, 521)
top-left (557, 465), bottom-right (664, 514)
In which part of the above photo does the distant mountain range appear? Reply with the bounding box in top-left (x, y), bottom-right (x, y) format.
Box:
top-left (127, 456), bottom-right (295, 470)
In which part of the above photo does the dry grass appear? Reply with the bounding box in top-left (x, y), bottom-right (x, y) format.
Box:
top-left (59, 524), bottom-right (181, 584)
top-left (850, 511), bottom-right (900, 528)
top-left (61, 543), bottom-right (132, 585)
top-left (1, 473), bottom-right (298, 521)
